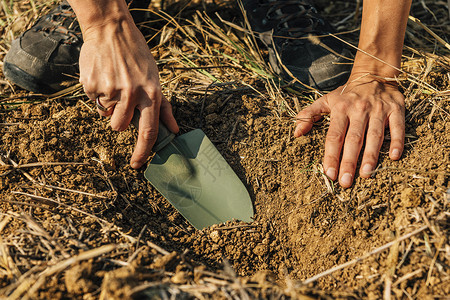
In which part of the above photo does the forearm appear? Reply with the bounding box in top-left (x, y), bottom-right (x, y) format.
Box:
top-left (352, 0), bottom-right (412, 78)
top-left (67, 0), bottom-right (133, 34)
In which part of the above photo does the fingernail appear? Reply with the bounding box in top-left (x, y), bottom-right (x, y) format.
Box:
top-left (340, 173), bottom-right (352, 187)
top-left (361, 164), bottom-right (373, 175)
top-left (392, 149), bottom-right (401, 159)
top-left (326, 167), bottom-right (337, 180)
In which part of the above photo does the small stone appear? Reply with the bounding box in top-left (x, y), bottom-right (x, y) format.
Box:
top-left (296, 136), bottom-right (311, 146)
top-left (65, 262), bottom-right (96, 294)
top-left (400, 188), bottom-right (422, 207)
top-left (151, 252), bottom-right (177, 269)
top-left (252, 244), bottom-right (268, 257)
top-left (209, 230), bottom-right (220, 243)
top-left (171, 271), bottom-right (188, 284)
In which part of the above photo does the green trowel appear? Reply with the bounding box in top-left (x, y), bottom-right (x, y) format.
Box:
top-left (132, 112), bottom-right (254, 230)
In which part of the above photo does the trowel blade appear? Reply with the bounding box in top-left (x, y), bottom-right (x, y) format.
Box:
top-left (144, 129), bottom-right (253, 230)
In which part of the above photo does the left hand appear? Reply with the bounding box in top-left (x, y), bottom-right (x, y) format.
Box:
top-left (294, 75), bottom-right (405, 188)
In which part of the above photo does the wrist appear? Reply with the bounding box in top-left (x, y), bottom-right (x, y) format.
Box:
top-left (350, 51), bottom-right (402, 81)
top-left (82, 16), bottom-right (139, 43)
top-left (347, 69), bottom-right (400, 90)
top-left (67, 0), bottom-right (133, 34)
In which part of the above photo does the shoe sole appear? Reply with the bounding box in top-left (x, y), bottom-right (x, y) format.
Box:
top-left (3, 62), bottom-right (58, 94)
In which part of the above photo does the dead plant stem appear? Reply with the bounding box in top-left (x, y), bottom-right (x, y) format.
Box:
top-left (9, 244), bottom-right (123, 300)
top-left (10, 191), bottom-right (135, 243)
top-left (408, 15), bottom-right (450, 51)
top-left (425, 236), bottom-right (445, 286)
top-left (15, 162), bottom-right (88, 169)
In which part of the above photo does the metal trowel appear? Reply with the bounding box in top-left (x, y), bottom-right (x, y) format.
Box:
top-left (132, 112), bottom-right (254, 230)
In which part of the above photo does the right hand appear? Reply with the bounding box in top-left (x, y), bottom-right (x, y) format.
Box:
top-left (79, 17), bottom-right (178, 169)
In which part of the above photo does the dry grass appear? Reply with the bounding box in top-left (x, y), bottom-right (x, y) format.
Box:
top-left (0, 0), bottom-right (449, 299)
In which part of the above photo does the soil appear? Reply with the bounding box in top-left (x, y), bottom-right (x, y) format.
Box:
top-left (0, 0), bottom-right (449, 299)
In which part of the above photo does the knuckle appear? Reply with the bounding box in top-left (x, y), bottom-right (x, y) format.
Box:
top-left (327, 131), bottom-right (345, 144)
top-left (79, 76), bottom-right (87, 86)
top-left (346, 131), bottom-right (364, 143)
top-left (323, 155), bottom-right (339, 168)
top-left (355, 100), bottom-right (370, 112)
top-left (372, 116), bottom-right (385, 128)
top-left (390, 138), bottom-right (404, 147)
top-left (389, 118), bottom-right (405, 130)
top-left (394, 117), bottom-right (405, 128)
top-left (296, 112), bottom-right (314, 124)
top-left (334, 101), bottom-right (349, 111)
top-left (367, 128), bottom-right (383, 140)
top-left (104, 110), bottom-right (114, 118)
top-left (161, 100), bottom-right (173, 112)
top-left (140, 127), bottom-right (158, 143)
top-left (110, 123), bottom-right (122, 131)
top-left (341, 161), bottom-right (356, 172)
top-left (110, 124), bottom-right (119, 131)
top-left (110, 117), bottom-right (128, 132)
top-left (147, 86), bottom-right (162, 102)
top-left (83, 82), bottom-right (96, 94)
top-left (121, 79), bottom-right (133, 90)
top-left (363, 151), bottom-right (378, 164)
top-left (391, 102), bottom-right (404, 114)
top-left (373, 101), bottom-right (384, 112)
top-left (122, 88), bottom-right (135, 102)
top-left (103, 84), bottom-right (116, 99)
top-left (121, 81), bottom-right (135, 97)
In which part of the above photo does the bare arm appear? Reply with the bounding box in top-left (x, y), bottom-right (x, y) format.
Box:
top-left (67, 0), bottom-right (179, 169)
top-left (295, 0), bottom-right (412, 188)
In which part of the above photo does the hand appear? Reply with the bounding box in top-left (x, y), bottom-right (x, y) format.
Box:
top-left (79, 18), bottom-right (178, 169)
top-left (294, 75), bottom-right (405, 188)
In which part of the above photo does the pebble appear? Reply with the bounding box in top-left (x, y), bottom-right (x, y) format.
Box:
top-left (209, 230), bottom-right (220, 243)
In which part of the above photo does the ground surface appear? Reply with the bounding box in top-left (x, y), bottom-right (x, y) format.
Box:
top-left (0, 0), bottom-right (449, 299)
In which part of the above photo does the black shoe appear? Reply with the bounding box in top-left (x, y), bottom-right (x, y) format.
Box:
top-left (3, 1), bottom-right (82, 94)
top-left (242, 0), bottom-right (352, 91)
top-left (3, 0), bottom-right (150, 94)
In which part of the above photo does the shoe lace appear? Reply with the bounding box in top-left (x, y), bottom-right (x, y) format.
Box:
top-left (259, 0), bottom-right (328, 38)
top-left (37, 3), bottom-right (82, 44)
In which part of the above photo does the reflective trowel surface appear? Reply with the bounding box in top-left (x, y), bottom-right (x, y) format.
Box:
top-left (133, 112), bottom-right (254, 230)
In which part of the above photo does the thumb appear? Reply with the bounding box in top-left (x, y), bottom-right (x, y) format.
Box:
top-left (294, 96), bottom-right (330, 137)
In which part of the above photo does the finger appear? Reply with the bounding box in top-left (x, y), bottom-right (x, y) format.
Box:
top-left (323, 113), bottom-right (349, 181)
top-left (97, 107), bottom-right (114, 117)
top-left (109, 90), bottom-right (134, 131)
top-left (294, 96), bottom-right (330, 137)
top-left (160, 95), bottom-right (179, 134)
top-left (360, 116), bottom-right (385, 178)
top-left (130, 102), bottom-right (161, 169)
top-left (96, 96), bottom-right (115, 117)
top-left (338, 116), bottom-right (368, 188)
top-left (388, 105), bottom-right (405, 160)
top-left (84, 78), bottom-right (116, 117)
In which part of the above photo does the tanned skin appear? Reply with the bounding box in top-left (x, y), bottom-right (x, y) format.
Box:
top-left (69, 0), bottom-right (411, 189)
top-left (295, 0), bottom-right (412, 188)
top-left (68, 0), bottom-right (179, 169)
